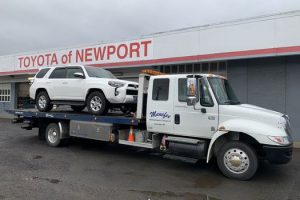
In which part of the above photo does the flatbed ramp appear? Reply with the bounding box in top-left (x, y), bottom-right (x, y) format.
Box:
top-left (6, 109), bottom-right (156, 149)
top-left (7, 109), bottom-right (143, 126)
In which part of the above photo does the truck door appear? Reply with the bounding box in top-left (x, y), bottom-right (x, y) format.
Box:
top-left (146, 77), bottom-right (174, 134)
top-left (173, 77), bottom-right (218, 138)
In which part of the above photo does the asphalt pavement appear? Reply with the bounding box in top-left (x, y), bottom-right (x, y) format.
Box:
top-left (0, 118), bottom-right (299, 200)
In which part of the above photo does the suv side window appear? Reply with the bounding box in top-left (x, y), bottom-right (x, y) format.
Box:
top-left (152, 78), bottom-right (169, 101)
top-left (49, 68), bottom-right (66, 79)
top-left (36, 68), bottom-right (50, 78)
top-left (66, 67), bottom-right (84, 78)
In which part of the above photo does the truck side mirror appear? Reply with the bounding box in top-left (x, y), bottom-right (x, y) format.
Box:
top-left (186, 77), bottom-right (198, 106)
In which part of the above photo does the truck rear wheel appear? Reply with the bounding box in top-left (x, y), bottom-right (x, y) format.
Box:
top-left (216, 141), bottom-right (258, 180)
top-left (45, 123), bottom-right (62, 147)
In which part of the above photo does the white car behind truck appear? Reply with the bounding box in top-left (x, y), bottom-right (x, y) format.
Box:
top-left (10, 71), bottom-right (293, 180)
top-left (29, 65), bottom-right (139, 115)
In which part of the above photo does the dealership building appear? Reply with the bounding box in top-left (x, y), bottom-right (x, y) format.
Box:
top-left (0, 11), bottom-right (300, 143)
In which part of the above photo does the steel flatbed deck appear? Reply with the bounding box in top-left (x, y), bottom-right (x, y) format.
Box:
top-left (6, 109), bottom-right (143, 126)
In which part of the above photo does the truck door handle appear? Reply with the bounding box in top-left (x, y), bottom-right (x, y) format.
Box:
top-left (175, 114), bottom-right (180, 124)
top-left (201, 108), bottom-right (206, 113)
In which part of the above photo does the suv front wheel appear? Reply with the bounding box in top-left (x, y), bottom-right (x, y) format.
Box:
top-left (36, 91), bottom-right (53, 112)
top-left (86, 91), bottom-right (108, 115)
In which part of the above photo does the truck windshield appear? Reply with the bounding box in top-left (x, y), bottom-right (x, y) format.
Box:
top-left (85, 66), bottom-right (116, 79)
top-left (208, 77), bottom-right (240, 105)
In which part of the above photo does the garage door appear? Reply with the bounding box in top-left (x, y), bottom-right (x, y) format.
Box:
top-left (228, 56), bottom-right (300, 141)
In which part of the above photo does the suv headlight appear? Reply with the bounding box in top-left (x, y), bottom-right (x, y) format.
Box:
top-left (108, 81), bottom-right (125, 88)
top-left (268, 136), bottom-right (290, 145)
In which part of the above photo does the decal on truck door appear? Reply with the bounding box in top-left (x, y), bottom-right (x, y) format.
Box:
top-left (149, 111), bottom-right (171, 122)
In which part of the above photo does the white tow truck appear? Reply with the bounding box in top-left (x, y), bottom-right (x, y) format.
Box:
top-left (8, 70), bottom-right (293, 180)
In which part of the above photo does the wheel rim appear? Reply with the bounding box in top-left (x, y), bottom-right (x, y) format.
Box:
top-left (223, 148), bottom-right (250, 174)
top-left (38, 95), bottom-right (47, 109)
top-left (90, 96), bottom-right (102, 112)
top-left (47, 128), bottom-right (58, 144)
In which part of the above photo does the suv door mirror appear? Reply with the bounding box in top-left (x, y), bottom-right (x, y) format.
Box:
top-left (186, 77), bottom-right (198, 106)
top-left (73, 72), bottom-right (85, 79)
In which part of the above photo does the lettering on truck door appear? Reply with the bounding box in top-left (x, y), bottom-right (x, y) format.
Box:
top-left (147, 77), bottom-right (174, 134)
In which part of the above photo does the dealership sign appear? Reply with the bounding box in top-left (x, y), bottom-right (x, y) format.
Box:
top-left (17, 39), bottom-right (153, 69)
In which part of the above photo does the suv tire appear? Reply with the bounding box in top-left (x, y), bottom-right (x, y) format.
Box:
top-left (36, 91), bottom-right (53, 112)
top-left (87, 91), bottom-right (108, 115)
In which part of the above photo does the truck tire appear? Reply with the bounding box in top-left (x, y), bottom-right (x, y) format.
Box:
top-left (71, 105), bottom-right (85, 112)
top-left (86, 91), bottom-right (108, 115)
top-left (216, 141), bottom-right (258, 180)
top-left (36, 91), bottom-right (53, 112)
top-left (45, 123), bottom-right (62, 147)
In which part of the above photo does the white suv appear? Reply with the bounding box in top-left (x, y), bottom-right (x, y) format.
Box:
top-left (29, 65), bottom-right (139, 115)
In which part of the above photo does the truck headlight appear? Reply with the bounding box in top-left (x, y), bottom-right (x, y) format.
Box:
top-left (268, 136), bottom-right (290, 145)
top-left (108, 81), bottom-right (125, 88)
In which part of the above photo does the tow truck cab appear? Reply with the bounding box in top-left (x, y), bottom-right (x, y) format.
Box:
top-left (137, 73), bottom-right (293, 180)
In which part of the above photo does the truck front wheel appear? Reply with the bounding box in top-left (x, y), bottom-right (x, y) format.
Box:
top-left (216, 141), bottom-right (258, 180)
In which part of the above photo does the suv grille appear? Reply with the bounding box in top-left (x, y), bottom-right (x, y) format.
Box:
top-left (126, 89), bottom-right (138, 95)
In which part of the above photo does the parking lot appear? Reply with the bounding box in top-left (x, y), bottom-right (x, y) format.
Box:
top-left (0, 118), bottom-right (299, 200)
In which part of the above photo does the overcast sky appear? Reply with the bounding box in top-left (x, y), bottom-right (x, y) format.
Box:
top-left (0, 0), bottom-right (299, 55)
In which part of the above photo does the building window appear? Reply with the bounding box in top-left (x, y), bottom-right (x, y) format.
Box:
top-left (194, 64), bottom-right (201, 72)
top-left (210, 62), bottom-right (218, 73)
top-left (164, 65), bottom-right (171, 73)
top-left (0, 84), bottom-right (11, 102)
top-left (152, 78), bottom-right (169, 101)
top-left (186, 64), bottom-right (193, 73)
top-left (202, 63), bottom-right (209, 73)
top-left (154, 61), bottom-right (227, 76)
top-left (171, 65), bottom-right (178, 74)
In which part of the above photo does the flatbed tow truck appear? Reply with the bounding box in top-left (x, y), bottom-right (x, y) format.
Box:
top-left (7, 71), bottom-right (293, 180)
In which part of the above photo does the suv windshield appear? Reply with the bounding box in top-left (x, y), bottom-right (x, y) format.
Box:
top-left (85, 66), bottom-right (116, 79)
top-left (208, 77), bottom-right (240, 105)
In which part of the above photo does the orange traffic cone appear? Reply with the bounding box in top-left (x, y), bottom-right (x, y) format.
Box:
top-left (128, 126), bottom-right (135, 142)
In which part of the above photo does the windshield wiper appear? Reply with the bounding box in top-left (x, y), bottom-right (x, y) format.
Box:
top-left (224, 100), bottom-right (240, 105)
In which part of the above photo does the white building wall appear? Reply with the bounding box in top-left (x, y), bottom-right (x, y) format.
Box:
top-left (0, 11), bottom-right (300, 75)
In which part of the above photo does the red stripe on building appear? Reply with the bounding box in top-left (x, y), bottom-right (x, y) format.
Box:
top-left (91, 46), bottom-right (300, 68)
top-left (0, 69), bottom-right (38, 75)
top-left (1, 45), bottom-right (300, 75)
